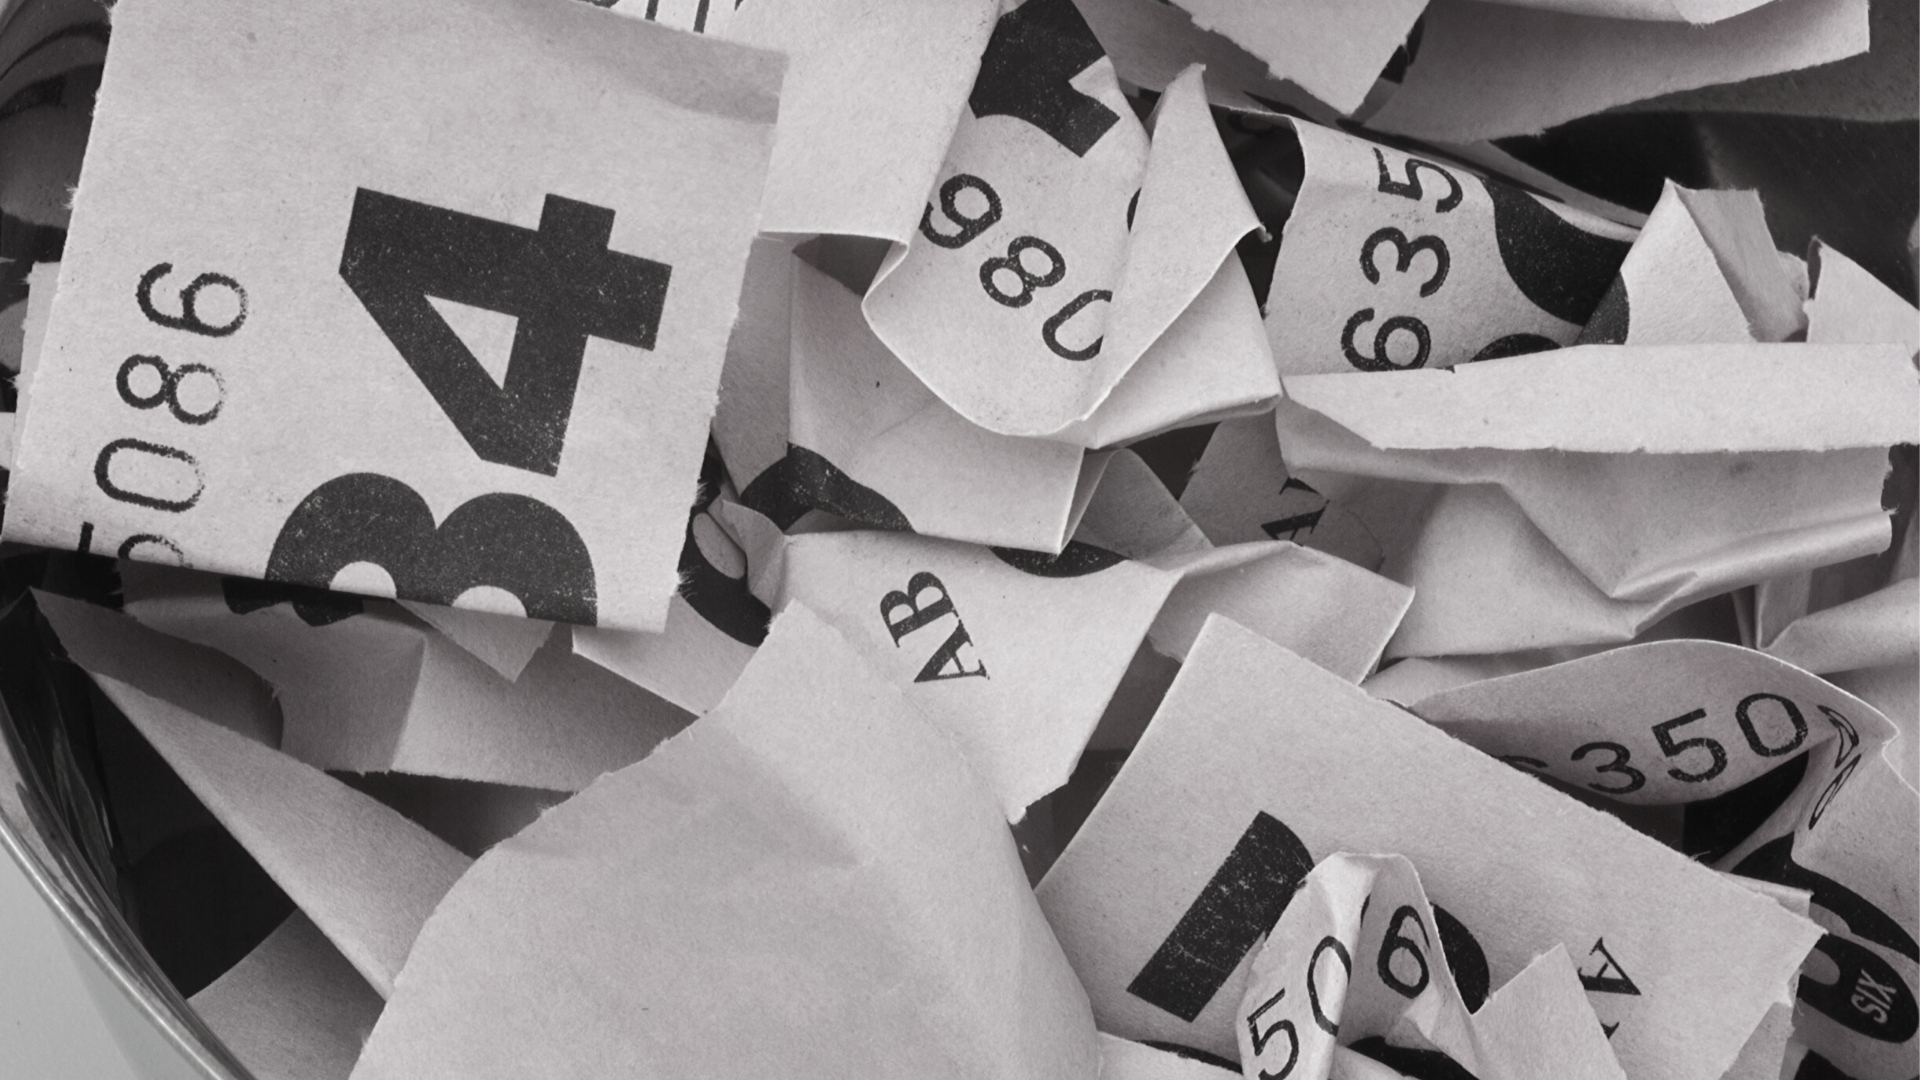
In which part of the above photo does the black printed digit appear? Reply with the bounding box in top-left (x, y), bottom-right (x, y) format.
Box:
top-left (1307, 937), bottom-right (1351, 1035)
top-left (1650, 708), bottom-right (1727, 783)
top-left (94, 438), bottom-right (203, 513)
top-left (920, 174), bottom-right (1003, 250)
top-left (1042, 288), bottom-right (1109, 360)
top-left (137, 263), bottom-right (248, 337)
top-left (1571, 741), bottom-right (1646, 795)
top-left (265, 472), bottom-right (596, 625)
top-left (116, 354), bottom-right (224, 425)
top-left (1340, 309), bottom-right (1430, 371)
top-left (1245, 988), bottom-right (1300, 1079)
top-left (1736, 693), bottom-right (1808, 758)
top-left (979, 236), bottom-right (1065, 308)
top-left (1371, 149), bottom-right (1462, 213)
top-left (339, 188), bottom-right (671, 477)
top-left (1377, 907), bottom-right (1431, 999)
top-left (1359, 228), bottom-right (1450, 297)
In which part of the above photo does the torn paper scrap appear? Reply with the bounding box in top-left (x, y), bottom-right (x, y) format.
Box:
top-left (1036, 614), bottom-right (1823, 1078)
top-left (787, 256), bottom-right (1087, 550)
top-left (350, 603), bottom-right (1100, 1080)
top-left (1099, 1032), bottom-right (1236, 1078)
top-left (1363, 0), bottom-right (1870, 143)
top-left (2, 0), bottom-right (784, 632)
top-left (1050, 251), bottom-right (1279, 451)
top-left (712, 235), bottom-right (795, 501)
top-left (1280, 344), bottom-right (1915, 453)
top-left (867, 54), bottom-right (1256, 437)
top-left (394, 601), bottom-right (550, 683)
top-left (1167, 0), bottom-right (1427, 115)
top-left (1476, 0), bottom-right (1780, 20)
top-left (1404, 638), bottom-right (1895, 815)
top-left (721, 0), bottom-right (997, 241)
top-left (121, 563), bottom-right (691, 791)
top-left (1804, 240), bottom-right (1920, 357)
top-left (85, 676), bottom-right (471, 998)
top-left (1399, 636), bottom-right (1919, 1080)
top-left (1577, 182), bottom-right (1791, 345)
top-left (35, 588), bottom-right (281, 747)
top-left (571, 449), bottom-right (765, 714)
top-left (775, 529), bottom-right (1178, 819)
top-left (1146, 543), bottom-right (1412, 681)
top-left (1071, 0), bottom-right (1334, 117)
top-left (1236, 853), bottom-right (1624, 1080)
top-left (1257, 118), bottom-right (1636, 375)
top-left (1178, 413), bottom-right (1383, 571)
top-left (188, 912), bottom-right (383, 1080)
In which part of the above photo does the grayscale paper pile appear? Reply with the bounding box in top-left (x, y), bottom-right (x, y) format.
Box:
top-left (0, 0), bottom-right (1914, 1077)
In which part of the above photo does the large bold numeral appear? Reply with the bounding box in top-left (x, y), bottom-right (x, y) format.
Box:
top-left (265, 472), bottom-right (596, 624)
top-left (339, 188), bottom-right (671, 476)
top-left (1371, 149), bottom-right (1462, 214)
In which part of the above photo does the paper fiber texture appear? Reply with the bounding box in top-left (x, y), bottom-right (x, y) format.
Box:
top-left (1478, 0), bottom-right (1778, 19)
top-left (351, 603), bottom-right (1100, 1080)
top-left (1263, 120), bottom-right (1636, 375)
top-left (82, 668), bottom-right (470, 999)
top-left (776, 529), bottom-right (1178, 819)
top-left (1275, 346), bottom-right (1911, 655)
top-left (1804, 240), bottom-right (1920, 357)
top-left (1403, 640), bottom-right (1919, 1079)
top-left (3, 0), bottom-right (783, 632)
top-left (1071, 0), bottom-right (1329, 116)
top-left (1165, 0), bottom-right (1427, 114)
top-left (867, 46), bottom-right (1257, 437)
top-left (1236, 854), bottom-right (1624, 1080)
top-left (1577, 183), bottom-right (1803, 346)
top-left (790, 258), bottom-right (1086, 549)
top-left (121, 563), bottom-right (691, 791)
top-left (1281, 344), bottom-right (1916, 452)
top-left (1365, 0), bottom-right (1870, 142)
top-left (571, 449), bottom-right (767, 714)
top-left (1179, 413), bottom-right (1384, 571)
top-left (1036, 615), bottom-right (1823, 1077)
top-left (722, 0), bottom-right (997, 241)
top-left (188, 913), bottom-right (383, 1080)
top-left (1099, 1033), bottom-right (1237, 1078)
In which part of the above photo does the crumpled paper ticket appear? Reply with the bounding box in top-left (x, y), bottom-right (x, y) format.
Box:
top-left (2, 0), bottom-right (784, 632)
top-left (0, 0), bottom-right (1913, 1078)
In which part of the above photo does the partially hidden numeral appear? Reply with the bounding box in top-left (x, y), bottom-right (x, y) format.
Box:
top-left (265, 472), bottom-right (596, 625)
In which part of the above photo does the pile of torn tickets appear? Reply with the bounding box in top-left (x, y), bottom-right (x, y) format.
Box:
top-left (0, 0), bottom-right (1914, 1077)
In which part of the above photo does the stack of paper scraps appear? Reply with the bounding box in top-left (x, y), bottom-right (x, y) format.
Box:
top-left (0, 0), bottom-right (1913, 1077)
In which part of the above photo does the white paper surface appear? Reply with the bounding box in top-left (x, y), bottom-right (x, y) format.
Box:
top-left (1365, 0), bottom-right (1871, 141)
top-left (3, 0), bottom-right (785, 632)
top-left (1400, 639), bottom-right (1919, 1079)
top-left (1166, 0), bottom-right (1427, 114)
top-left (188, 913), bottom-right (383, 1080)
top-left (1037, 615), bottom-right (1823, 1078)
top-left (1804, 240), bottom-right (1920, 357)
top-left (789, 258), bottom-right (1087, 549)
top-left (350, 603), bottom-right (1101, 1079)
top-left (1236, 854), bottom-right (1625, 1080)
top-left (866, 55), bottom-right (1257, 437)
top-left (1281, 344), bottom-right (1916, 453)
top-left (1264, 119), bottom-right (1637, 375)
top-left (721, 0), bottom-right (997, 241)
top-left (776, 528), bottom-right (1179, 819)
